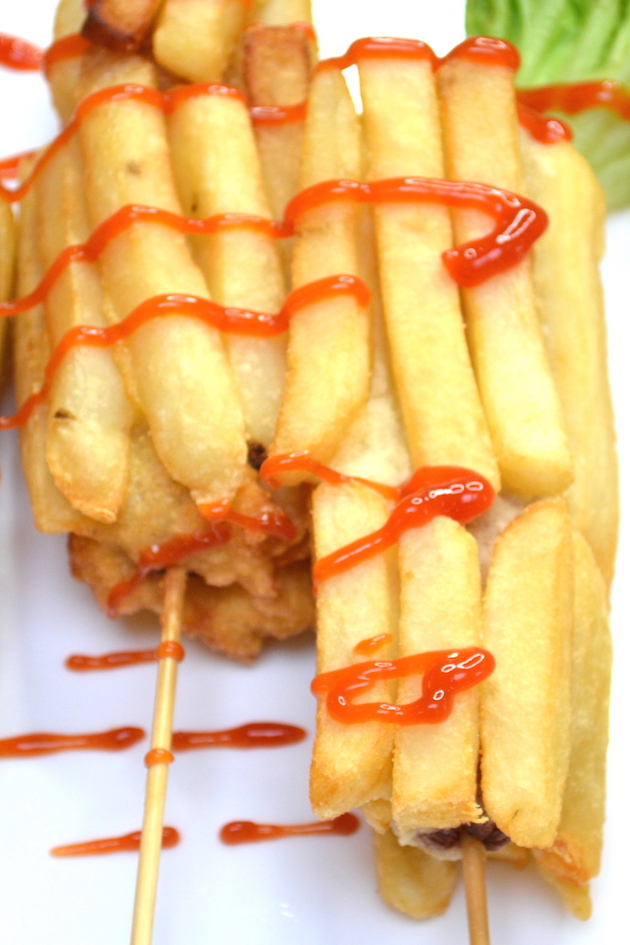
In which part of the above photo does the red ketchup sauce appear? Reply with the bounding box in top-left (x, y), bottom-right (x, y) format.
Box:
top-left (312, 648), bottom-right (494, 724)
top-left (0, 726), bottom-right (144, 757)
top-left (172, 722), bottom-right (306, 750)
top-left (518, 79), bottom-right (630, 123)
top-left (220, 812), bottom-right (359, 845)
top-left (0, 33), bottom-right (43, 70)
top-left (353, 633), bottom-right (394, 656)
top-left (66, 640), bottom-right (185, 670)
top-left (50, 826), bottom-right (180, 857)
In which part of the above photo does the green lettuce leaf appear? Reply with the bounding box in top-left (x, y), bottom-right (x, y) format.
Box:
top-left (466, 0), bottom-right (630, 210)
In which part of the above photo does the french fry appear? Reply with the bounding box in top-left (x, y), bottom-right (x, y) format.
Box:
top-left (373, 828), bottom-right (458, 920)
top-left (153, 0), bottom-right (247, 83)
top-left (13, 172), bottom-right (87, 534)
top-left (243, 24), bottom-right (313, 220)
top-left (533, 528), bottom-right (612, 912)
top-left (481, 497), bottom-right (574, 849)
top-left (49, 0), bottom-right (89, 122)
top-left (166, 85), bottom-right (287, 446)
top-left (75, 49), bottom-right (247, 506)
top-left (0, 199), bottom-right (14, 379)
top-left (253, 0), bottom-right (313, 25)
top-left (269, 65), bottom-right (371, 478)
top-left (34, 135), bottom-right (135, 523)
top-left (520, 132), bottom-right (619, 587)
top-left (358, 52), bottom-right (500, 492)
top-left (437, 55), bottom-right (573, 498)
top-left (81, 0), bottom-right (163, 52)
top-left (392, 516), bottom-right (484, 836)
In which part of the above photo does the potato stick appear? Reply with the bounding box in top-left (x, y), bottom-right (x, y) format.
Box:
top-left (481, 498), bottom-right (573, 849)
top-left (358, 55), bottom-right (500, 492)
top-left (34, 136), bottom-right (135, 523)
top-left (49, 0), bottom-right (88, 121)
top-left (533, 529), bottom-right (611, 903)
top-left (270, 66), bottom-right (371, 477)
top-left (82, 0), bottom-right (163, 52)
top-left (244, 25), bottom-right (313, 220)
top-left (373, 828), bottom-right (458, 921)
top-left (167, 89), bottom-right (287, 446)
top-left (0, 199), bottom-right (14, 381)
top-left (437, 57), bottom-right (573, 498)
top-left (153, 0), bottom-right (247, 83)
top-left (13, 177), bottom-right (86, 534)
top-left (253, 0), bottom-right (312, 26)
top-left (392, 517), bottom-right (484, 835)
top-left (520, 133), bottom-right (619, 587)
top-left (75, 51), bottom-right (247, 506)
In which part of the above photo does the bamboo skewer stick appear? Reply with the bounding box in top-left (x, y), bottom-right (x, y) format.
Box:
top-left (131, 566), bottom-right (187, 945)
top-left (461, 832), bottom-right (491, 945)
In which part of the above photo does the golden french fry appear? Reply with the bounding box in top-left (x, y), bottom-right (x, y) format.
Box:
top-left (153, 0), bottom-right (247, 83)
top-left (0, 199), bottom-right (14, 379)
top-left (81, 0), bottom-right (163, 52)
top-left (243, 24), bottom-right (313, 220)
top-left (252, 0), bottom-right (313, 25)
top-left (437, 56), bottom-right (573, 498)
top-left (533, 529), bottom-right (611, 897)
top-left (13, 174), bottom-right (87, 534)
top-left (166, 87), bottom-right (287, 446)
top-left (270, 66), bottom-right (371, 479)
top-left (520, 132), bottom-right (619, 586)
top-left (358, 53), bottom-right (499, 492)
top-left (481, 498), bottom-right (573, 849)
top-left (392, 517), bottom-right (484, 835)
top-left (34, 135), bottom-right (135, 523)
top-left (75, 50), bottom-right (247, 506)
top-left (373, 828), bottom-right (458, 920)
top-left (47, 0), bottom-right (89, 122)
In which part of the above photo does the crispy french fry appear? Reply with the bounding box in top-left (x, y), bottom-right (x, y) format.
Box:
top-left (244, 24), bottom-right (313, 220)
top-left (0, 199), bottom-right (14, 380)
top-left (533, 529), bottom-right (611, 902)
top-left (34, 135), bottom-right (135, 523)
top-left (358, 53), bottom-right (500, 492)
top-left (520, 132), bottom-right (619, 586)
top-left (166, 87), bottom-right (287, 446)
top-left (75, 50), bottom-right (247, 506)
top-left (437, 56), bottom-right (573, 498)
top-left (153, 0), bottom-right (247, 83)
top-left (373, 828), bottom-right (458, 920)
top-left (13, 174), bottom-right (86, 534)
top-left (48, 0), bottom-right (89, 122)
top-left (81, 0), bottom-right (163, 52)
top-left (481, 497), bottom-right (573, 849)
top-left (270, 66), bottom-right (371, 478)
top-left (392, 516), bottom-right (484, 835)
top-left (253, 0), bottom-right (312, 25)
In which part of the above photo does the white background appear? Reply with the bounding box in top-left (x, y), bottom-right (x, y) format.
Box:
top-left (0, 2), bottom-right (628, 943)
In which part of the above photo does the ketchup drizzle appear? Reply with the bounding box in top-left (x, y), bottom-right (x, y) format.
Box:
top-left (518, 79), bottom-right (630, 123)
top-left (172, 722), bottom-right (306, 750)
top-left (51, 826), bottom-right (180, 857)
top-left (220, 812), bottom-right (359, 845)
top-left (0, 33), bottom-right (43, 71)
top-left (312, 647), bottom-right (494, 724)
top-left (0, 726), bottom-right (144, 757)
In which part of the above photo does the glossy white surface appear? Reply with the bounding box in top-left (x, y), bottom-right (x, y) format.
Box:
top-left (0, 2), bottom-right (628, 943)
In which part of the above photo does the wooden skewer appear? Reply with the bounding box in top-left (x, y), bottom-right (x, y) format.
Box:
top-left (130, 566), bottom-right (187, 945)
top-left (461, 832), bottom-right (491, 945)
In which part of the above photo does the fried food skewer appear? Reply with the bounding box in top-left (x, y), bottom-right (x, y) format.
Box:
top-left (131, 566), bottom-right (187, 945)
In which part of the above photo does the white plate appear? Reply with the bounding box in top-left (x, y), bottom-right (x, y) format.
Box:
top-left (0, 2), bottom-right (628, 943)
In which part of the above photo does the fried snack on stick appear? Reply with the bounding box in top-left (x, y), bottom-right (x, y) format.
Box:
top-left (166, 86), bottom-right (287, 446)
top-left (34, 136), bottom-right (135, 522)
top-left (481, 497), bottom-right (573, 849)
top-left (438, 55), bottom-right (573, 499)
top-left (82, 0), bottom-right (163, 52)
top-left (269, 66), bottom-right (371, 478)
top-left (373, 828), bottom-right (458, 920)
top-left (392, 516), bottom-right (484, 837)
top-left (520, 133), bottom-right (619, 587)
top-left (533, 528), bottom-right (612, 917)
top-left (153, 0), bottom-right (247, 83)
top-left (75, 50), bottom-right (247, 506)
top-left (357, 52), bottom-right (499, 492)
top-left (243, 25), bottom-right (313, 220)
top-left (0, 199), bottom-right (14, 380)
top-left (13, 178), bottom-right (87, 534)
